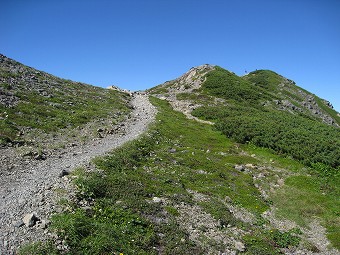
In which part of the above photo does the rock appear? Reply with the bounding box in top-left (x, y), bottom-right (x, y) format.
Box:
top-left (22, 213), bottom-right (38, 227)
top-left (234, 165), bottom-right (245, 171)
top-left (152, 197), bottom-right (162, 203)
top-left (234, 241), bottom-right (245, 252)
top-left (37, 219), bottom-right (48, 229)
top-left (13, 220), bottom-right (24, 228)
top-left (169, 148), bottom-right (176, 153)
top-left (245, 163), bottom-right (255, 169)
top-left (34, 153), bottom-right (46, 160)
top-left (277, 179), bottom-right (284, 186)
top-left (59, 169), bottom-right (70, 178)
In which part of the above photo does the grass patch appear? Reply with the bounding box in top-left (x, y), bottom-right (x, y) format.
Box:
top-left (18, 241), bottom-right (59, 255)
top-left (272, 174), bottom-right (340, 249)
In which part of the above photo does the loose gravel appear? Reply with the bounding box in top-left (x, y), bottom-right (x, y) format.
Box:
top-left (0, 93), bottom-right (157, 254)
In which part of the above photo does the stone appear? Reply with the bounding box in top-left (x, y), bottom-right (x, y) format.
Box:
top-left (245, 163), bottom-right (255, 169)
top-left (234, 165), bottom-right (245, 171)
top-left (234, 241), bottom-right (245, 252)
top-left (169, 148), bottom-right (176, 153)
top-left (34, 153), bottom-right (46, 160)
top-left (13, 220), bottom-right (24, 228)
top-left (37, 219), bottom-right (48, 229)
top-left (152, 197), bottom-right (162, 203)
top-left (22, 213), bottom-right (38, 227)
top-left (59, 169), bottom-right (70, 178)
top-left (277, 179), bottom-right (284, 186)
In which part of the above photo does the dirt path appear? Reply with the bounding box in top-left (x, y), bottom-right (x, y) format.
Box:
top-left (0, 93), bottom-right (157, 254)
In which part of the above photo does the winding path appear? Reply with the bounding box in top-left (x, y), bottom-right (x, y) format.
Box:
top-left (0, 93), bottom-right (157, 254)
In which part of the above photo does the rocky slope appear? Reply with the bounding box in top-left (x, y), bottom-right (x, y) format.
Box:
top-left (0, 54), bottom-right (131, 149)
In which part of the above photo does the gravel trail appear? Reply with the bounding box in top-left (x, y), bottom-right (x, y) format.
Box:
top-left (0, 93), bottom-right (156, 254)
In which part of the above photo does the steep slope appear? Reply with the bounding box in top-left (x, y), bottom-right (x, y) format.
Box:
top-left (0, 54), bottom-right (131, 149)
top-left (243, 70), bottom-right (340, 126)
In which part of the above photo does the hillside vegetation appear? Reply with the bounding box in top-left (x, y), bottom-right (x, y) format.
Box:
top-left (5, 60), bottom-right (338, 254)
top-left (22, 98), bottom-right (339, 254)
top-left (0, 54), bottom-right (131, 148)
top-left (192, 67), bottom-right (340, 169)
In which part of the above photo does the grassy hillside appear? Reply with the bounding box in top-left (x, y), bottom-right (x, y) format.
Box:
top-left (21, 97), bottom-right (339, 254)
top-left (14, 62), bottom-right (339, 253)
top-left (0, 54), bottom-right (131, 147)
top-left (191, 67), bottom-right (340, 169)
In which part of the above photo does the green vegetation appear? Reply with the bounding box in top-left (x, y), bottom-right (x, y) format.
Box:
top-left (0, 82), bottom-right (130, 145)
top-left (192, 67), bottom-right (340, 168)
top-left (27, 98), bottom-right (335, 254)
top-left (19, 241), bottom-right (59, 255)
top-left (244, 70), bottom-right (284, 90)
top-left (202, 67), bottom-right (275, 104)
top-left (15, 64), bottom-right (340, 253)
top-left (243, 228), bottom-right (301, 255)
top-left (190, 67), bottom-right (340, 249)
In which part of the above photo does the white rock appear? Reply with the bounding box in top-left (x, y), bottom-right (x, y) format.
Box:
top-left (234, 241), bottom-right (245, 251)
top-left (152, 197), bottom-right (162, 203)
top-left (22, 213), bottom-right (38, 227)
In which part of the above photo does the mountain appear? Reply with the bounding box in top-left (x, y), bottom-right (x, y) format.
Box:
top-left (0, 54), bottom-right (131, 149)
top-left (149, 65), bottom-right (340, 168)
top-left (2, 58), bottom-right (339, 254)
top-left (150, 65), bottom-right (339, 127)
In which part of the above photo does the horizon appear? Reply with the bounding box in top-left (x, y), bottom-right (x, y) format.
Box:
top-left (1, 0), bottom-right (339, 111)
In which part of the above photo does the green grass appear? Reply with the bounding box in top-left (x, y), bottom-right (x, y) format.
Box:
top-left (1, 61), bottom-right (131, 145)
top-left (0, 83), bottom-right (130, 145)
top-left (25, 96), bottom-right (339, 253)
top-left (39, 98), bottom-right (272, 254)
top-left (272, 174), bottom-right (340, 248)
top-left (19, 241), bottom-right (59, 255)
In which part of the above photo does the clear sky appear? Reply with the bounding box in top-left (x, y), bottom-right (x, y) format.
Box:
top-left (1, 0), bottom-right (340, 111)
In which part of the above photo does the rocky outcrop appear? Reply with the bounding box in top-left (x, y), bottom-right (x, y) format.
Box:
top-left (150, 64), bottom-right (216, 124)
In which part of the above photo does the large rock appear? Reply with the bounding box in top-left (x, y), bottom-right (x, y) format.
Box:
top-left (22, 213), bottom-right (38, 227)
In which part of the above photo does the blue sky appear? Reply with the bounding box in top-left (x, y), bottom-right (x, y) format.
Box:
top-left (1, 0), bottom-right (340, 111)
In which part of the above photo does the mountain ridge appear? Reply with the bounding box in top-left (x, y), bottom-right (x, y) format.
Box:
top-left (1, 54), bottom-right (339, 254)
top-left (150, 65), bottom-right (339, 127)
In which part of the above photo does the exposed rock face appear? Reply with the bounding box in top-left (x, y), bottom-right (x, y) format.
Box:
top-left (0, 89), bottom-right (19, 107)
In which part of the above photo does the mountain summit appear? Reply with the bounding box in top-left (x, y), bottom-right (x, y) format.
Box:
top-left (150, 65), bottom-right (339, 127)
